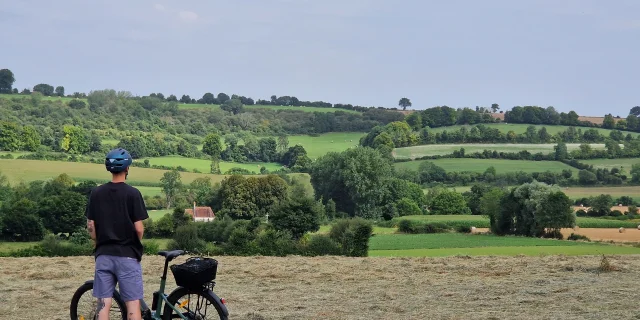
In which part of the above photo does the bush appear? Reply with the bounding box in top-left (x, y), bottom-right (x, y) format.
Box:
top-left (575, 209), bottom-right (587, 217)
top-left (253, 228), bottom-right (299, 257)
top-left (69, 229), bottom-right (92, 246)
top-left (455, 225), bottom-right (472, 233)
top-left (168, 224), bottom-right (207, 254)
top-left (142, 240), bottom-right (160, 255)
top-left (567, 233), bottom-right (590, 241)
top-left (328, 218), bottom-right (373, 257)
top-left (395, 198), bottom-right (422, 217)
top-left (397, 220), bottom-right (451, 234)
top-left (303, 234), bottom-right (342, 256)
top-left (223, 227), bottom-right (258, 256)
top-left (541, 229), bottom-right (563, 240)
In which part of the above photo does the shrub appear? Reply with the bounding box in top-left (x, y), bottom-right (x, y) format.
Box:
top-left (329, 218), bottom-right (373, 257)
top-left (253, 228), bottom-right (299, 257)
top-left (303, 234), bottom-right (342, 256)
top-left (167, 224), bottom-right (207, 254)
top-left (455, 225), bottom-right (472, 233)
top-left (567, 233), bottom-right (590, 241)
top-left (69, 229), bottom-right (92, 246)
top-left (397, 220), bottom-right (450, 234)
top-left (395, 198), bottom-right (422, 217)
top-left (541, 229), bottom-right (563, 240)
top-left (142, 240), bottom-right (160, 255)
top-left (223, 227), bottom-right (258, 256)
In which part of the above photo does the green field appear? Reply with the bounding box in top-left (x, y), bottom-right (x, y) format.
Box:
top-left (395, 158), bottom-right (578, 174)
top-left (582, 158), bottom-right (640, 172)
top-left (398, 215), bottom-right (639, 228)
top-left (179, 103), bottom-right (361, 114)
top-left (285, 132), bottom-right (365, 159)
top-left (137, 186), bottom-right (163, 197)
top-left (147, 209), bottom-right (171, 220)
top-left (0, 93), bottom-right (81, 103)
top-left (144, 156), bottom-right (282, 174)
top-left (368, 233), bottom-right (640, 257)
top-left (0, 241), bottom-right (37, 253)
top-left (393, 143), bottom-right (608, 159)
top-left (427, 123), bottom-right (638, 136)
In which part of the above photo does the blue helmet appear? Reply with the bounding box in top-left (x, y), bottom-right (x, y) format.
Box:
top-left (105, 148), bottom-right (132, 173)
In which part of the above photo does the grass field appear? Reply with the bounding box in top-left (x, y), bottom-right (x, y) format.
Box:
top-left (428, 123), bottom-right (638, 136)
top-left (136, 186), bottom-right (163, 197)
top-left (581, 158), bottom-right (640, 172)
top-left (5, 254), bottom-right (640, 319)
top-left (563, 186), bottom-right (640, 201)
top-left (394, 158), bottom-right (578, 174)
top-left (393, 143), bottom-right (608, 159)
top-left (147, 209), bottom-right (171, 220)
top-left (179, 103), bottom-right (362, 114)
top-left (398, 215), bottom-right (640, 229)
top-left (144, 156), bottom-right (282, 174)
top-left (285, 132), bottom-right (365, 159)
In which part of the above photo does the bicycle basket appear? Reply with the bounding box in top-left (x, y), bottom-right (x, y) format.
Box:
top-left (170, 257), bottom-right (218, 291)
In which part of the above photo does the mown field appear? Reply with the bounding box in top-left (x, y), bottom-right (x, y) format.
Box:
top-left (144, 156), bottom-right (282, 174)
top-left (0, 159), bottom-right (311, 186)
top-left (393, 143), bottom-right (608, 159)
top-left (427, 123), bottom-right (638, 136)
top-left (395, 158), bottom-right (578, 174)
top-left (4, 254), bottom-right (640, 319)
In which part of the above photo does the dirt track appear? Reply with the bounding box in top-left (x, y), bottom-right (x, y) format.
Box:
top-left (2, 255), bottom-right (640, 319)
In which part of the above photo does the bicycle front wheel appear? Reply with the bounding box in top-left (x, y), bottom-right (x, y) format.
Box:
top-left (162, 286), bottom-right (228, 320)
top-left (69, 281), bottom-right (127, 320)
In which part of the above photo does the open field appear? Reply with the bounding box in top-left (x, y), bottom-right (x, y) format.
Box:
top-left (393, 143), bottom-right (608, 159)
top-left (468, 228), bottom-right (640, 243)
top-left (0, 159), bottom-right (310, 186)
top-left (144, 156), bottom-right (282, 174)
top-left (582, 158), bottom-right (640, 172)
top-left (563, 186), bottom-right (640, 201)
top-left (285, 132), bottom-right (365, 159)
top-left (0, 93), bottom-right (81, 103)
top-left (427, 123), bottom-right (637, 136)
top-left (395, 158), bottom-right (578, 174)
top-left (179, 103), bottom-right (362, 114)
top-left (3, 254), bottom-right (640, 319)
top-left (399, 215), bottom-right (640, 229)
top-left (136, 186), bottom-right (163, 197)
top-left (147, 209), bottom-right (171, 220)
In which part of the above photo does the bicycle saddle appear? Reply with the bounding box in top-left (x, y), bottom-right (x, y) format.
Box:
top-left (158, 250), bottom-right (185, 260)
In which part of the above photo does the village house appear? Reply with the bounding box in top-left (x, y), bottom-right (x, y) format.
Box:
top-left (184, 202), bottom-right (216, 222)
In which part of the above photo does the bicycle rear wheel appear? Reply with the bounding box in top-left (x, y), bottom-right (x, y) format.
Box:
top-left (69, 281), bottom-right (127, 320)
top-left (162, 286), bottom-right (228, 320)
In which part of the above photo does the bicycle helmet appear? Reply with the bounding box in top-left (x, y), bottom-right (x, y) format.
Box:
top-left (105, 148), bottom-right (133, 173)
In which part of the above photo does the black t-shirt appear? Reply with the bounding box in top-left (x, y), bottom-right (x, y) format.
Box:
top-left (85, 182), bottom-right (149, 261)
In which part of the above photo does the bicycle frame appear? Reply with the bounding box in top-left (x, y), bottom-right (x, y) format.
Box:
top-left (146, 274), bottom-right (189, 320)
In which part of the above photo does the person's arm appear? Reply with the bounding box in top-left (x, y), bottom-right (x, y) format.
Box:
top-left (87, 219), bottom-right (96, 245)
top-left (131, 189), bottom-right (149, 241)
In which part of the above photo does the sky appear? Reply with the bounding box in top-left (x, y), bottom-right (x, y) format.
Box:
top-left (1, 0), bottom-right (638, 116)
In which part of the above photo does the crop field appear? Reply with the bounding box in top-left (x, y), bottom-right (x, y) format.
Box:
top-left (178, 102), bottom-right (361, 114)
top-left (144, 156), bottom-right (282, 174)
top-left (398, 215), bottom-right (640, 229)
top-left (0, 159), bottom-right (309, 186)
top-left (393, 143), bottom-right (608, 159)
top-left (427, 123), bottom-right (637, 136)
top-left (563, 186), bottom-right (640, 201)
top-left (394, 158), bottom-right (578, 174)
top-left (3, 254), bottom-right (640, 319)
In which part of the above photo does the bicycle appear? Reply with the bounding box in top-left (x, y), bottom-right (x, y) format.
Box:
top-left (69, 250), bottom-right (229, 320)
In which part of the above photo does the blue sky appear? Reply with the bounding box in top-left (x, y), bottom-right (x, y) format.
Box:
top-left (1, 0), bottom-right (638, 116)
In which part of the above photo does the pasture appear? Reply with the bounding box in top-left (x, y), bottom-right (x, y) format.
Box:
top-left (179, 103), bottom-right (362, 114)
top-left (3, 254), bottom-right (640, 319)
top-left (286, 132), bottom-right (365, 159)
top-left (427, 123), bottom-right (637, 136)
top-left (581, 158), bottom-right (640, 172)
top-left (563, 186), bottom-right (640, 201)
top-left (394, 158), bottom-right (578, 174)
top-left (393, 143), bottom-right (607, 159)
top-left (143, 156), bottom-right (282, 174)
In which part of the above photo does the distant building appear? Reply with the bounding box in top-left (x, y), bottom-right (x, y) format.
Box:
top-left (185, 202), bottom-right (215, 222)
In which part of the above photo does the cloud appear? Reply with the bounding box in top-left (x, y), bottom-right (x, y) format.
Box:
top-left (178, 11), bottom-right (198, 22)
top-left (154, 4), bottom-right (165, 12)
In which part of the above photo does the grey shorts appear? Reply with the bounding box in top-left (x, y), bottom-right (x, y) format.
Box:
top-left (94, 255), bottom-right (144, 302)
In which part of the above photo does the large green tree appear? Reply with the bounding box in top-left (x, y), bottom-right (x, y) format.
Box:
top-left (310, 147), bottom-right (393, 219)
top-left (61, 125), bottom-right (89, 154)
top-left (161, 170), bottom-right (183, 209)
top-left (202, 133), bottom-right (223, 160)
top-left (0, 69), bottom-right (15, 93)
top-left (398, 97), bottom-right (412, 110)
top-left (21, 126), bottom-right (41, 151)
top-left (270, 197), bottom-right (323, 239)
top-left (0, 121), bottom-right (22, 151)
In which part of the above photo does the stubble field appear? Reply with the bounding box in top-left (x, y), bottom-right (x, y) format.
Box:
top-left (2, 255), bottom-right (640, 319)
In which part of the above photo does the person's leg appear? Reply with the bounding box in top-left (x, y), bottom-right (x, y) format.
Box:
top-left (93, 255), bottom-right (116, 320)
top-left (116, 257), bottom-right (144, 320)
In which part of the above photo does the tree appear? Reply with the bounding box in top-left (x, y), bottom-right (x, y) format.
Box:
top-left (61, 125), bottom-right (89, 154)
top-left (310, 147), bottom-right (393, 219)
top-left (33, 83), bottom-right (55, 96)
top-left (1, 199), bottom-right (45, 241)
top-left (38, 191), bottom-right (87, 234)
top-left (277, 135), bottom-right (289, 153)
top-left (217, 93), bottom-right (230, 103)
top-left (491, 103), bottom-right (500, 113)
top-left (430, 190), bottom-right (471, 215)
top-left (535, 191), bottom-right (575, 234)
top-left (55, 86), bottom-right (65, 97)
top-left (201, 92), bottom-right (216, 104)
top-left (202, 133), bottom-right (223, 160)
top-left (589, 194), bottom-right (613, 216)
top-left (167, 94), bottom-right (178, 102)
top-left (630, 106), bottom-right (640, 117)
top-left (603, 113), bottom-right (615, 129)
top-left (180, 95), bottom-right (192, 103)
top-left (0, 69), bottom-right (15, 94)
top-left (270, 197), bottom-right (323, 239)
top-left (188, 177), bottom-right (212, 205)
top-left (395, 198), bottom-right (422, 216)
top-left (20, 126), bottom-right (40, 151)
top-left (398, 97), bottom-right (412, 111)
top-left (554, 142), bottom-right (568, 160)
top-left (220, 98), bottom-right (244, 115)
top-left (631, 163), bottom-right (640, 183)
top-left (161, 170), bottom-right (182, 209)
top-left (0, 121), bottom-right (22, 151)
top-left (210, 160), bottom-right (221, 174)
top-left (479, 188), bottom-right (506, 233)
top-left (68, 99), bottom-right (86, 109)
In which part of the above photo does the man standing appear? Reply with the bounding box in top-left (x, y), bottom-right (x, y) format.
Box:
top-left (86, 148), bottom-right (149, 320)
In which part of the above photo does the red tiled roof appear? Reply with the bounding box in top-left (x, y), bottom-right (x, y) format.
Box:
top-left (185, 206), bottom-right (215, 218)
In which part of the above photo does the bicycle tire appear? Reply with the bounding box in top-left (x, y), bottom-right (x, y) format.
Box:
top-left (69, 281), bottom-right (127, 320)
top-left (162, 286), bottom-right (228, 320)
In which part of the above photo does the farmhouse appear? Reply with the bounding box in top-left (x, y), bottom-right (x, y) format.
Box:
top-left (184, 202), bottom-right (216, 222)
